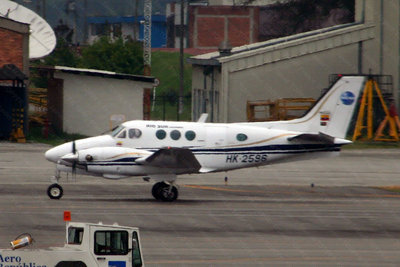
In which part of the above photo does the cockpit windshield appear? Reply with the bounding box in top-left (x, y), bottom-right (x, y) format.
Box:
top-left (111, 125), bottom-right (125, 137)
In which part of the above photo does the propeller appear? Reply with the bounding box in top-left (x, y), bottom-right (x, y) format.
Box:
top-left (72, 140), bottom-right (76, 154)
top-left (71, 141), bottom-right (77, 177)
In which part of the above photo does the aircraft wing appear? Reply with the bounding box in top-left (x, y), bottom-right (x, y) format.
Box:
top-left (287, 132), bottom-right (335, 144)
top-left (136, 147), bottom-right (201, 173)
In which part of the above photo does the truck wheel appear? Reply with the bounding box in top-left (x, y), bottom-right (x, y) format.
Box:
top-left (47, 183), bottom-right (63, 199)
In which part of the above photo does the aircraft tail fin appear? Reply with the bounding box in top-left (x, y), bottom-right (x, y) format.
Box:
top-left (263, 76), bottom-right (366, 139)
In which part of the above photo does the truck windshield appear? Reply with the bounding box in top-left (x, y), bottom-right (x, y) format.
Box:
top-left (68, 227), bottom-right (84, 244)
top-left (94, 231), bottom-right (129, 255)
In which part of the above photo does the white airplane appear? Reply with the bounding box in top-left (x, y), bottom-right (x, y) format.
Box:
top-left (45, 75), bottom-right (365, 201)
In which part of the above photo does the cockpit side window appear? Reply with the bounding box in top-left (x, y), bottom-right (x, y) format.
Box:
top-left (129, 129), bottom-right (142, 139)
top-left (111, 125), bottom-right (125, 137)
top-left (118, 130), bottom-right (127, 139)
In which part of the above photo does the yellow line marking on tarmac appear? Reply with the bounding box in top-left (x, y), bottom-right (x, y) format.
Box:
top-left (183, 184), bottom-right (264, 193)
top-left (183, 185), bottom-right (400, 198)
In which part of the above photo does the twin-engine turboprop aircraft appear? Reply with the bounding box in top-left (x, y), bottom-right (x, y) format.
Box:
top-left (45, 75), bottom-right (366, 201)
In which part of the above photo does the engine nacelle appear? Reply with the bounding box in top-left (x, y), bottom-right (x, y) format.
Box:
top-left (78, 147), bottom-right (150, 163)
top-left (76, 147), bottom-right (151, 176)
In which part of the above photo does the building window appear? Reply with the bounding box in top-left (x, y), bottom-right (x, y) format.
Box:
top-left (170, 130), bottom-right (181, 140)
top-left (185, 130), bottom-right (196, 141)
top-left (236, 133), bottom-right (248, 141)
top-left (92, 23), bottom-right (106, 35)
top-left (156, 129), bottom-right (166, 140)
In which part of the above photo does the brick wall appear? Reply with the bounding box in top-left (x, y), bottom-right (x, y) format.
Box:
top-left (0, 28), bottom-right (24, 70)
top-left (190, 6), bottom-right (259, 49)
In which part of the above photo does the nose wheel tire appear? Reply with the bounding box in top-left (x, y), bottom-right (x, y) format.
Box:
top-left (47, 183), bottom-right (63, 199)
top-left (152, 182), bottom-right (178, 202)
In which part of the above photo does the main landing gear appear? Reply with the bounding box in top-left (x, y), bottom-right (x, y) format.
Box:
top-left (151, 182), bottom-right (178, 202)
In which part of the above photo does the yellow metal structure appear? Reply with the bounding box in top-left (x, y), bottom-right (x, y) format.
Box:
top-left (352, 78), bottom-right (399, 141)
top-left (247, 98), bottom-right (315, 122)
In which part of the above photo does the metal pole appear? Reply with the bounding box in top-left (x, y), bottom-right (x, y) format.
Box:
top-left (133, 0), bottom-right (139, 40)
top-left (84, 0), bottom-right (88, 44)
top-left (178, 0), bottom-right (184, 115)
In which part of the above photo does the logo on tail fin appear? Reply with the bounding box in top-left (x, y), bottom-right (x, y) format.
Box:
top-left (340, 91), bottom-right (355, 105)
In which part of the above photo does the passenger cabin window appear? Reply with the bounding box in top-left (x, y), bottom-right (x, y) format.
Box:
top-left (129, 129), bottom-right (142, 139)
top-left (94, 231), bottom-right (129, 255)
top-left (185, 130), bottom-right (196, 141)
top-left (236, 133), bottom-right (248, 141)
top-left (156, 129), bottom-right (166, 140)
top-left (170, 130), bottom-right (181, 140)
top-left (68, 227), bottom-right (84, 244)
top-left (118, 130), bottom-right (126, 139)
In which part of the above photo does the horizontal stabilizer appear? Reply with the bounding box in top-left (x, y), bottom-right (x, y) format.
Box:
top-left (287, 132), bottom-right (335, 144)
top-left (138, 147), bottom-right (201, 172)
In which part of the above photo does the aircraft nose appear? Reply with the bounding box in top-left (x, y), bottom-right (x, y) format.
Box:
top-left (45, 143), bottom-right (70, 163)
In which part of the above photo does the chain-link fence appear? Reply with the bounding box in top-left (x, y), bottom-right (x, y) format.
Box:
top-left (150, 94), bottom-right (192, 121)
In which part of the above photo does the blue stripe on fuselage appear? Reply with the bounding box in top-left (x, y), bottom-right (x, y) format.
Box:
top-left (86, 144), bottom-right (341, 166)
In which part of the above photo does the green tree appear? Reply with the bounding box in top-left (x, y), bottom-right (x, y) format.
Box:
top-left (41, 38), bottom-right (79, 67)
top-left (79, 36), bottom-right (143, 75)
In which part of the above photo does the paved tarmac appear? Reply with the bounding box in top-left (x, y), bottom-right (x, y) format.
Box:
top-left (1, 142), bottom-right (400, 266)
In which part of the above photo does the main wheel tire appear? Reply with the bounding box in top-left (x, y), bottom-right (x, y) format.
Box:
top-left (47, 183), bottom-right (63, 199)
top-left (159, 185), bottom-right (178, 202)
top-left (151, 182), bottom-right (167, 200)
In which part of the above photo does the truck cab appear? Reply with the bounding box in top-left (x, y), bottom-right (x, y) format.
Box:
top-left (0, 222), bottom-right (144, 267)
top-left (65, 222), bottom-right (143, 267)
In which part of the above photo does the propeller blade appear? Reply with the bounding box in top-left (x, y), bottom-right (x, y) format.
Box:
top-left (72, 161), bottom-right (77, 177)
top-left (72, 141), bottom-right (76, 154)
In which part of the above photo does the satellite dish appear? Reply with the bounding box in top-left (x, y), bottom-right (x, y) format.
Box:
top-left (0, 0), bottom-right (56, 59)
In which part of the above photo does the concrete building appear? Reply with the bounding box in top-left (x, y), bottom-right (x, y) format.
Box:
top-left (87, 15), bottom-right (167, 48)
top-left (189, 0), bottom-right (400, 123)
top-left (39, 66), bottom-right (156, 136)
top-left (166, 0), bottom-right (352, 50)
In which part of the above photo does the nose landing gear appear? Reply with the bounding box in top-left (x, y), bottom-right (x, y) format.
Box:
top-left (47, 171), bottom-right (64, 199)
top-left (47, 183), bottom-right (63, 199)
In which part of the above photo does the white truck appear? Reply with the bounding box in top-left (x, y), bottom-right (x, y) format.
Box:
top-left (0, 221), bottom-right (144, 267)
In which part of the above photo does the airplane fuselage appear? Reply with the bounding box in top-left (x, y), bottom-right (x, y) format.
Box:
top-left (46, 120), bottom-right (342, 179)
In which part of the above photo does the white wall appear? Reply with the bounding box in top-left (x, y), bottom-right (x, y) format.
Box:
top-left (226, 44), bottom-right (359, 122)
top-left (55, 72), bottom-right (146, 136)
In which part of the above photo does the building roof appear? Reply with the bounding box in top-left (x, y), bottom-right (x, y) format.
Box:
top-left (0, 64), bottom-right (27, 80)
top-left (33, 66), bottom-right (157, 84)
top-left (0, 16), bottom-right (29, 34)
top-left (187, 22), bottom-right (365, 66)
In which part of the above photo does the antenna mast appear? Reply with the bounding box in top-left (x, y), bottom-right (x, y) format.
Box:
top-left (143, 0), bottom-right (152, 75)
